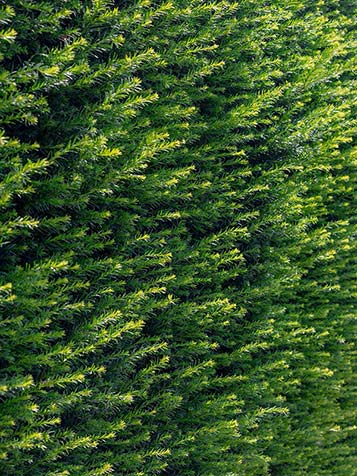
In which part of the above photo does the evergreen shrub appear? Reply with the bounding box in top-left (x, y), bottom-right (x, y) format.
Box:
top-left (0, 1), bottom-right (356, 475)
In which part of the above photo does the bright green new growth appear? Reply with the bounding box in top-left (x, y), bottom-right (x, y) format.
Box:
top-left (0, 1), bottom-right (356, 475)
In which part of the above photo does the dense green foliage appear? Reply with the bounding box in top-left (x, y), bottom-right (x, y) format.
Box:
top-left (0, 1), bottom-right (356, 475)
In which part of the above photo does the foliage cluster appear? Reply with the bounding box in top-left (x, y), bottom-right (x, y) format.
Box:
top-left (0, 1), bottom-right (356, 475)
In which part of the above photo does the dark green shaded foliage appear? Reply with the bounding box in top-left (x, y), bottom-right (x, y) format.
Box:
top-left (0, 1), bottom-right (356, 475)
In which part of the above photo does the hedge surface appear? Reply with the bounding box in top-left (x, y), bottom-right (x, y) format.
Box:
top-left (0, 1), bottom-right (356, 475)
